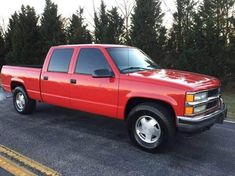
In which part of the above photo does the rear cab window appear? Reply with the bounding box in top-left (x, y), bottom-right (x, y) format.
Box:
top-left (48, 48), bottom-right (74, 72)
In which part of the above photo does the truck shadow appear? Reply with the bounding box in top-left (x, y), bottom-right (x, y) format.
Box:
top-left (34, 102), bottom-right (129, 142)
top-left (32, 103), bottom-right (209, 152)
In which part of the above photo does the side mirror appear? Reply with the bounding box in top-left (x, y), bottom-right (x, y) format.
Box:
top-left (92, 69), bottom-right (114, 78)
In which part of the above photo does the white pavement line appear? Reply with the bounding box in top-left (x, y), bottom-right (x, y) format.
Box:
top-left (224, 120), bottom-right (235, 124)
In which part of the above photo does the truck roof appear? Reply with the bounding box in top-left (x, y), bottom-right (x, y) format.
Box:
top-left (56, 44), bottom-right (129, 48)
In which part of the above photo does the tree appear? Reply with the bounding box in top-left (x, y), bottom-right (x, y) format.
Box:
top-left (106, 7), bottom-right (124, 44)
top-left (157, 26), bottom-right (167, 65)
top-left (0, 30), bottom-right (4, 56)
top-left (5, 5), bottom-right (40, 65)
top-left (67, 8), bottom-right (92, 44)
top-left (166, 0), bottom-right (235, 82)
top-left (228, 14), bottom-right (235, 81)
top-left (94, 1), bottom-right (109, 43)
top-left (40, 0), bottom-right (66, 60)
top-left (194, 0), bottom-right (235, 78)
top-left (4, 12), bottom-right (19, 61)
top-left (0, 29), bottom-right (5, 68)
top-left (130, 0), bottom-right (165, 59)
top-left (169, 0), bottom-right (196, 69)
top-left (115, 0), bottom-right (135, 44)
top-left (94, 1), bottom-right (124, 44)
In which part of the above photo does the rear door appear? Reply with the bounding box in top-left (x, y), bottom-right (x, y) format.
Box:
top-left (41, 48), bottom-right (74, 108)
top-left (70, 48), bottom-right (119, 117)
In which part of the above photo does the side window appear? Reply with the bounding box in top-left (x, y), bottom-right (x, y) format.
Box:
top-left (48, 48), bottom-right (74, 72)
top-left (75, 48), bottom-right (111, 75)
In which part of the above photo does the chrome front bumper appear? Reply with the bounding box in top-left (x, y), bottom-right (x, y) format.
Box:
top-left (177, 104), bottom-right (227, 133)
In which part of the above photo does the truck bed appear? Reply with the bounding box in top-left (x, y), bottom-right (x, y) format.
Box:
top-left (1, 65), bottom-right (42, 101)
top-left (14, 65), bottom-right (43, 69)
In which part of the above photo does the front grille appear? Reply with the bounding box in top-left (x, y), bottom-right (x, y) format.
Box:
top-left (204, 88), bottom-right (220, 114)
top-left (208, 88), bottom-right (220, 97)
top-left (207, 99), bottom-right (219, 109)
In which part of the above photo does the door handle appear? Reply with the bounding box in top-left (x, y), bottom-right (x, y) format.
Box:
top-left (70, 79), bottom-right (77, 84)
top-left (43, 76), bottom-right (48, 80)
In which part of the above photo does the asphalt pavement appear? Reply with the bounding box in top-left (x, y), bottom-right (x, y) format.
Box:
top-left (0, 89), bottom-right (235, 176)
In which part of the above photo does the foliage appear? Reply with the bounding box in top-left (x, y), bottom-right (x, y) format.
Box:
top-left (166, 0), bottom-right (235, 82)
top-left (94, 1), bottom-right (109, 43)
top-left (130, 0), bottom-right (165, 60)
top-left (106, 7), bottom-right (124, 44)
top-left (40, 0), bottom-right (66, 62)
top-left (4, 5), bottom-right (40, 65)
top-left (67, 8), bottom-right (92, 44)
top-left (94, 1), bottom-right (124, 44)
top-left (223, 91), bottom-right (235, 120)
top-left (0, 30), bottom-right (5, 68)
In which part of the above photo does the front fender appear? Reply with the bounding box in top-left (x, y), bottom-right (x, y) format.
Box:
top-left (126, 92), bottom-right (178, 108)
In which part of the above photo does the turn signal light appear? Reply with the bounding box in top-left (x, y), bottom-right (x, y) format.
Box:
top-left (185, 107), bottom-right (194, 115)
top-left (186, 94), bottom-right (194, 102)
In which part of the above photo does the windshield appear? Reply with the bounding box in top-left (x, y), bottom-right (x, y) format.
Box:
top-left (106, 47), bottom-right (160, 73)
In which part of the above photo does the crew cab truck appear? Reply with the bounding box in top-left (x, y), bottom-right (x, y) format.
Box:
top-left (1, 44), bottom-right (227, 152)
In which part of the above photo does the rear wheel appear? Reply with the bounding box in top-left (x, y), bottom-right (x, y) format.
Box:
top-left (13, 87), bottom-right (36, 114)
top-left (127, 102), bottom-right (175, 153)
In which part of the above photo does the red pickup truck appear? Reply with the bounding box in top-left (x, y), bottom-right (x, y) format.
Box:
top-left (1, 44), bottom-right (227, 152)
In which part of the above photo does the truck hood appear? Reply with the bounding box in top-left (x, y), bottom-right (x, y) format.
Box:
top-left (129, 69), bottom-right (220, 90)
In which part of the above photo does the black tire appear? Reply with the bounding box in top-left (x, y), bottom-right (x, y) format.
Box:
top-left (127, 102), bottom-right (175, 153)
top-left (13, 87), bottom-right (36, 114)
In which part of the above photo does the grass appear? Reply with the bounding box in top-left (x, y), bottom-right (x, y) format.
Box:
top-left (223, 91), bottom-right (235, 121)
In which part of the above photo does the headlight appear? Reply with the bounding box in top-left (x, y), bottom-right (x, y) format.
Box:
top-left (186, 92), bottom-right (207, 102)
top-left (185, 91), bottom-right (208, 115)
top-left (185, 105), bottom-right (207, 115)
top-left (194, 105), bottom-right (207, 113)
top-left (194, 92), bottom-right (207, 101)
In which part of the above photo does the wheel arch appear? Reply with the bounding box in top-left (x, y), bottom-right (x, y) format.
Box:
top-left (11, 80), bottom-right (26, 91)
top-left (124, 97), bottom-right (176, 122)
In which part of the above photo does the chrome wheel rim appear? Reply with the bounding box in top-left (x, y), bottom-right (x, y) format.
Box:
top-left (135, 115), bottom-right (161, 144)
top-left (15, 92), bottom-right (25, 111)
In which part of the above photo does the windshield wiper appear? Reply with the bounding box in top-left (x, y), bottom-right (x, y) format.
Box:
top-left (121, 67), bottom-right (149, 73)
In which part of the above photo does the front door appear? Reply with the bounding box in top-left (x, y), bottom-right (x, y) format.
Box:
top-left (70, 48), bottom-right (119, 117)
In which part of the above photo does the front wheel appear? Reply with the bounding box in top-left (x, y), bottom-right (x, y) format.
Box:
top-left (127, 102), bottom-right (175, 153)
top-left (13, 87), bottom-right (36, 114)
